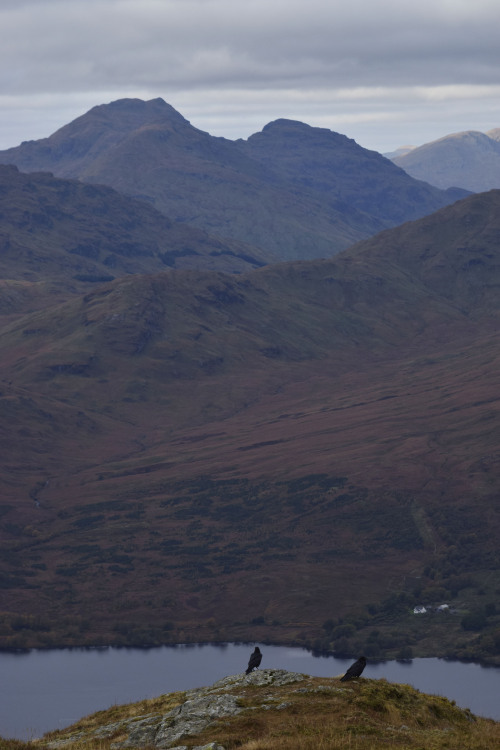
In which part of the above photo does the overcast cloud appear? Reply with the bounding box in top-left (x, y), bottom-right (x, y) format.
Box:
top-left (1, 0), bottom-right (500, 152)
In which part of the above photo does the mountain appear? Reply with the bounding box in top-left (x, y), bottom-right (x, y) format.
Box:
top-left (1, 190), bottom-right (500, 660)
top-left (391, 129), bottom-right (500, 192)
top-left (0, 163), bottom-right (272, 301)
top-left (238, 120), bottom-right (461, 227)
top-left (0, 97), bottom-right (467, 262)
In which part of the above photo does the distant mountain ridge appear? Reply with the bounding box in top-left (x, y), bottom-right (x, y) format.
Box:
top-left (391, 128), bottom-right (500, 192)
top-left (0, 97), bottom-right (467, 263)
top-left (383, 145), bottom-right (416, 159)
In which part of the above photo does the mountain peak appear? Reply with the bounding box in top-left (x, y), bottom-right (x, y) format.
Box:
top-left (255, 118), bottom-right (352, 144)
top-left (0, 97), bottom-right (193, 178)
top-left (68, 96), bottom-right (191, 135)
top-left (392, 129), bottom-right (500, 191)
top-left (87, 96), bottom-right (188, 122)
top-left (262, 118), bottom-right (313, 131)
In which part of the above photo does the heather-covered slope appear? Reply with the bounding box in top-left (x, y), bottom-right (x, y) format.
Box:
top-left (346, 189), bottom-right (500, 312)
top-left (0, 98), bottom-right (467, 262)
top-left (1, 192), bottom-right (500, 660)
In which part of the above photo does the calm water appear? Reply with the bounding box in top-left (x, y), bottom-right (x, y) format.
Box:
top-left (1, 643), bottom-right (500, 740)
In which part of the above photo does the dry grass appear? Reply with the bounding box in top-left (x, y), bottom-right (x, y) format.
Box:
top-left (40, 691), bottom-right (185, 743)
top-left (192, 681), bottom-right (500, 750)
top-left (0, 741), bottom-right (36, 750)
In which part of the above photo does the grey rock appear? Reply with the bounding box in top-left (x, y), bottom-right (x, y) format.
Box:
top-left (154, 693), bottom-right (242, 748)
top-left (45, 737), bottom-right (85, 748)
top-left (49, 670), bottom-right (306, 749)
top-left (118, 715), bottom-right (162, 747)
top-left (212, 669), bottom-right (305, 690)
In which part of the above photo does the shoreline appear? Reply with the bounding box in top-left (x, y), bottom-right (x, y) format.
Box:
top-left (1, 638), bottom-right (500, 669)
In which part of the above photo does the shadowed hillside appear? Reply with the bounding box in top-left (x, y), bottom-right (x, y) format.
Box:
top-left (239, 118), bottom-right (464, 226)
top-left (0, 164), bottom-right (272, 296)
top-left (0, 192), bottom-right (500, 660)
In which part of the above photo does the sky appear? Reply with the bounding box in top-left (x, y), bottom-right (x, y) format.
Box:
top-left (1, 0), bottom-right (500, 154)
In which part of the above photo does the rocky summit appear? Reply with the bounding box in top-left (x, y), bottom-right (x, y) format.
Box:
top-left (36, 669), bottom-right (499, 750)
top-left (44, 670), bottom-right (308, 749)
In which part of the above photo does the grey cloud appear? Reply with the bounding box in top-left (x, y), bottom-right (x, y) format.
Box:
top-left (3, 0), bottom-right (500, 90)
top-left (0, 0), bottom-right (500, 151)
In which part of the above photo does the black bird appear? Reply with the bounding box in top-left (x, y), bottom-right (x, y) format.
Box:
top-left (245, 646), bottom-right (262, 674)
top-left (340, 656), bottom-right (366, 681)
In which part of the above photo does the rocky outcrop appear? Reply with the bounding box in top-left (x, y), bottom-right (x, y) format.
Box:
top-left (46, 670), bottom-right (307, 749)
top-left (39, 669), bottom-right (490, 750)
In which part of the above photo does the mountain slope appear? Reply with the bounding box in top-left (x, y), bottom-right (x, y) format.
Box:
top-left (238, 119), bottom-right (464, 226)
top-left (346, 189), bottom-right (500, 310)
top-left (0, 98), bottom-right (467, 262)
top-left (392, 130), bottom-right (500, 192)
top-left (0, 163), bottom-right (272, 306)
top-left (1, 192), bottom-right (500, 658)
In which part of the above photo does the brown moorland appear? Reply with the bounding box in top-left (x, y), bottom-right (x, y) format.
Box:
top-left (0, 191), bottom-right (500, 661)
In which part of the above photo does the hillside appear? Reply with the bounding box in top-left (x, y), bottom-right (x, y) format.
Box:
top-left (0, 97), bottom-right (467, 262)
top-left (1, 190), bottom-right (500, 660)
top-left (238, 119), bottom-right (461, 227)
top-left (391, 130), bottom-right (500, 192)
top-left (0, 164), bottom-right (272, 297)
top-left (346, 188), bottom-right (500, 311)
top-left (4, 670), bottom-right (499, 750)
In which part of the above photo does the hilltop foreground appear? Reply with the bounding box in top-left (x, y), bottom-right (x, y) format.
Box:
top-left (2, 670), bottom-right (499, 750)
